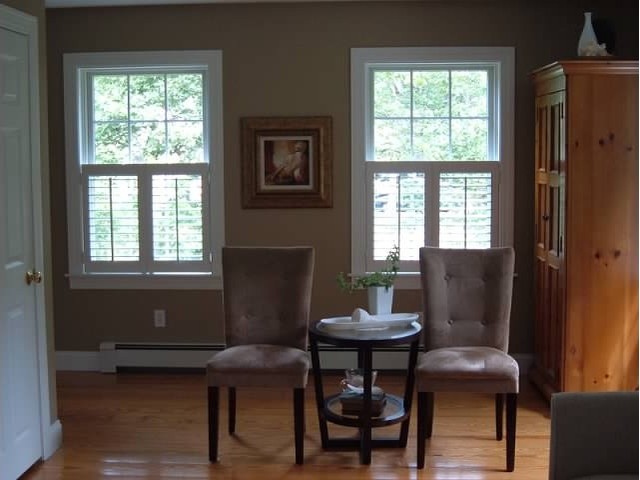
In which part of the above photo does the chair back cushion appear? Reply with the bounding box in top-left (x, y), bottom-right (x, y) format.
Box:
top-left (419, 247), bottom-right (514, 351)
top-left (222, 246), bottom-right (314, 350)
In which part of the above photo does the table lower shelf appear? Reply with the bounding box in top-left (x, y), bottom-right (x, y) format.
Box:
top-left (321, 437), bottom-right (409, 449)
top-left (323, 393), bottom-right (408, 428)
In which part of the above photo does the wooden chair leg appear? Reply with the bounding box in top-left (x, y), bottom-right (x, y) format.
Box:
top-left (208, 386), bottom-right (219, 463)
top-left (506, 393), bottom-right (518, 472)
top-left (417, 392), bottom-right (428, 469)
top-left (495, 393), bottom-right (504, 440)
top-left (293, 388), bottom-right (305, 465)
top-left (228, 387), bottom-right (236, 434)
top-left (425, 392), bottom-right (434, 438)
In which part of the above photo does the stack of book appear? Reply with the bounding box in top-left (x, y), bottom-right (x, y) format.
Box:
top-left (339, 389), bottom-right (387, 417)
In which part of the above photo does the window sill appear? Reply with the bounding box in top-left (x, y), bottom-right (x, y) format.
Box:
top-left (392, 273), bottom-right (422, 290)
top-left (66, 273), bottom-right (223, 290)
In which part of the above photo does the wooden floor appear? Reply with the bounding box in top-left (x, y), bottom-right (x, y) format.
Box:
top-left (24, 371), bottom-right (552, 479)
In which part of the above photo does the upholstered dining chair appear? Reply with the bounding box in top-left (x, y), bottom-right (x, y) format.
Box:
top-left (206, 246), bottom-right (315, 465)
top-left (416, 247), bottom-right (518, 471)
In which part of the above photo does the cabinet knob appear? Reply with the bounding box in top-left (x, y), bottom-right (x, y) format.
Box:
top-left (542, 214), bottom-right (549, 221)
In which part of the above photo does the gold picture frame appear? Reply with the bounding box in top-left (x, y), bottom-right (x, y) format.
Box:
top-left (241, 116), bottom-right (333, 208)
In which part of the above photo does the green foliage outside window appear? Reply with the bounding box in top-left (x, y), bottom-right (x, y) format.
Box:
top-left (373, 69), bottom-right (489, 162)
top-left (92, 73), bottom-right (204, 165)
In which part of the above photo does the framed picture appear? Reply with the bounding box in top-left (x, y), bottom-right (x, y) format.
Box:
top-left (241, 116), bottom-right (332, 208)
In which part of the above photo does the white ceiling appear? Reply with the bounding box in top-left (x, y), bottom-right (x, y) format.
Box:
top-left (45, 0), bottom-right (387, 7)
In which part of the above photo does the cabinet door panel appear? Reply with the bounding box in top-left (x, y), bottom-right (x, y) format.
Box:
top-left (533, 90), bottom-right (566, 391)
top-left (534, 179), bottom-right (547, 254)
top-left (548, 176), bottom-right (563, 260)
top-left (546, 261), bottom-right (563, 387)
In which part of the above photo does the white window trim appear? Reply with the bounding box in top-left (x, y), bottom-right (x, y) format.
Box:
top-left (63, 50), bottom-right (224, 289)
top-left (350, 47), bottom-right (515, 289)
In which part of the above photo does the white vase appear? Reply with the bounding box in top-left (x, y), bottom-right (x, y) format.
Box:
top-left (577, 12), bottom-right (599, 56)
top-left (367, 286), bottom-right (394, 315)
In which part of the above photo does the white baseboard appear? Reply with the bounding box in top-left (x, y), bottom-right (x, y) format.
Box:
top-left (56, 345), bottom-right (533, 375)
top-left (55, 351), bottom-right (101, 371)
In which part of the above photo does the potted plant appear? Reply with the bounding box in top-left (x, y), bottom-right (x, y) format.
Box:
top-left (337, 246), bottom-right (400, 315)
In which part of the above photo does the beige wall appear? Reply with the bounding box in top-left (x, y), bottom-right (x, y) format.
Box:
top-left (46, 1), bottom-right (639, 354)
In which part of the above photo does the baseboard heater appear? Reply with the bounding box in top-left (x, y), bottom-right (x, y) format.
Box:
top-left (98, 341), bottom-right (414, 373)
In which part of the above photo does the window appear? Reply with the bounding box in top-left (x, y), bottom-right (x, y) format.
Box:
top-left (351, 47), bottom-right (514, 287)
top-left (64, 51), bottom-right (224, 289)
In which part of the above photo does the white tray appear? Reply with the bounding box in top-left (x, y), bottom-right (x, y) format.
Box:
top-left (318, 313), bottom-right (419, 331)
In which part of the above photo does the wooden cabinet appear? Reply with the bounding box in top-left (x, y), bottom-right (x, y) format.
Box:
top-left (530, 60), bottom-right (638, 400)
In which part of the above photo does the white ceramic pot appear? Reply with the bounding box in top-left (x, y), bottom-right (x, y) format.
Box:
top-left (367, 285), bottom-right (394, 315)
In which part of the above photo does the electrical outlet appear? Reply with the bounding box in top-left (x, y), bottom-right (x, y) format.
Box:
top-left (153, 309), bottom-right (166, 328)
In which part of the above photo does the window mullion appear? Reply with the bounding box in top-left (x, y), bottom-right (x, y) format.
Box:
top-left (86, 73), bottom-right (95, 165)
top-left (174, 178), bottom-right (180, 262)
top-left (488, 66), bottom-right (496, 160)
top-left (365, 162), bottom-right (375, 272)
top-left (367, 67), bottom-right (375, 161)
top-left (448, 70), bottom-right (452, 159)
top-left (464, 176), bottom-right (469, 248)
top-left (80, 170), bottom-right (90, 270)
top-left (139, 169), bottom-right (153, 273)
top-left (396, 174), bottom-right (402, 252)
top-left (492, 168), bottom-right (500, 246)
top-left (108, 178), bottom-right (115, 261)
top-left (426, 163), bottom-right (439, 247)
top-left (164, 73), bottom-right (169, 162)
top-left (127, 74), bottom-right (132, 163)
top-left (409, 70), bottom-right (414, 160)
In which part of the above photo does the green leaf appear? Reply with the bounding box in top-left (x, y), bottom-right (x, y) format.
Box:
top-left (337, 246), bottom-right (399, 293)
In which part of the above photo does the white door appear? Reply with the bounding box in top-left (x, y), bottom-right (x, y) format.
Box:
top-left (0, 22), bottom-right (43, 480)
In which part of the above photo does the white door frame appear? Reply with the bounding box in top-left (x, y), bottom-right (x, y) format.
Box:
top-left (0, 3), bottom-right (62, 460)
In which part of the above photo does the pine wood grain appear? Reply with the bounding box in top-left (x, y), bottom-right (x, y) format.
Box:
top-left (23, 371), bottom-right (552, 479)
top-left (565, 71), bottom-right (639, 392)
top-left (530, 60), bottom-right (639, 397)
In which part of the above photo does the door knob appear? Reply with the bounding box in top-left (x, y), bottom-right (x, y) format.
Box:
top-left (25, 269), bottom-right (42, 285)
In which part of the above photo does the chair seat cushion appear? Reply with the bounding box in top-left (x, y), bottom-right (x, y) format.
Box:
top-left (416, 346), bottom-right (519, 393)
top-left (207, 344), bottom-right (310, 388)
